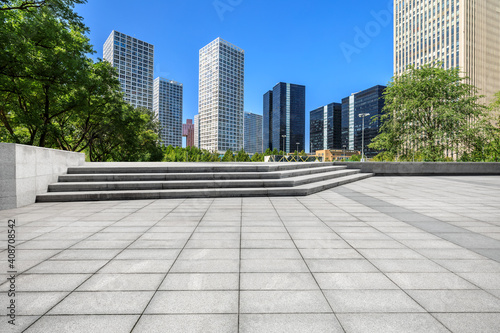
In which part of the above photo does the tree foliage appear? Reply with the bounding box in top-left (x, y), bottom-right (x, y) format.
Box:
top-left (0, 0), bottom-right (162, 161)
top-left (369, 64), bottom-right (487, 161)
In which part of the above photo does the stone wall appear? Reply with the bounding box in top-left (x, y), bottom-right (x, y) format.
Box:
top-left (0, 143), bottom-right (85, 210)
top-left (332, 162), bottom-right (500, 175)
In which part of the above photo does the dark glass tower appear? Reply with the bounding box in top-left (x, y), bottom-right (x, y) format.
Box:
top-left (341, 85), bottom-right (386, 157)
top-left (263, 91), bottom-right (273, 151)
top-left (309, 103), bottom-right (342, 153)
top-left (265, 82), bottom-right (305, 153)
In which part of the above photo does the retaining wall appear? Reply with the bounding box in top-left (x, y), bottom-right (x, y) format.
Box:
top-left (0, 143), bottom-right (85, 210)
top-left (332, 162), bottom-right (500, 176)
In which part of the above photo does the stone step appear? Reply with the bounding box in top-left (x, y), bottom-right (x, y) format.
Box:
top-left (36, 173), bottom-right (374, 202)
top-left (58, 165), bottom-right (346, 182)
top-left (66, 162), bottom-right (330, 174)
top-left (49, 169), bottom-right (360, 192)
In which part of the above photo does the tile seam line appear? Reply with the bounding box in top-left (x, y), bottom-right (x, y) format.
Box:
top-left (268, 197), bottom-right (348, 333)
top-left (331, 186), bottom-right (500, 262)
top-left (129, 197), bottom-right (216, 333)
top-left (21, 198), bottom-right (187, 333)
top-left (296, 194), bottom-right (455, 332)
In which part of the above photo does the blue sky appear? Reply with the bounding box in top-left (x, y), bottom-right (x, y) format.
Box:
top-left (75, 0), bottom-right (394, 149)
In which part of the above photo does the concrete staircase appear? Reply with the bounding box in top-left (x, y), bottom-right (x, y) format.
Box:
top-left (36, 162), bottom-right (373, 202)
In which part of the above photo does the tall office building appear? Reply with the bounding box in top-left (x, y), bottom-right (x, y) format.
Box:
top-left (394, 0), bottom-right (500, 103)
top-left (194, 115), bottom-right (200, 148)
top-left (341, 85), bottom-right (386, 158)
top-left (183, 119), bottom-right (195, 147)
top-left (153, 77), bottom-right (183, 147)
top-left (103, 30), bottom-right (154, 110)
top-left (244, 112), bottom-right (263, 154)
top-left (198, 38), bottom-right (244, 152)
top-left (310, 103), bottom-right (342, 153)
top-left (263, 90), bottom-right (273, 151)
top-left (264, 82), bottom-right (305, 153)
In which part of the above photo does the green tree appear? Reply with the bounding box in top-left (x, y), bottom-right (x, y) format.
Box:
top-left (369, 63), bottom-right (487, 161)
top-left (235, 148), bottom-right (250, 162)
top-left (221, 150), bottom-right (234, 162)
top-left (263, 148), bottom-right (272, 156)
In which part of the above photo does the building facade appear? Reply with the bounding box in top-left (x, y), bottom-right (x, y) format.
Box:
top-left (183, 119), bottom-right (195, 147)
top-left (153, 77), bottom-right (183, 147)
top-left (310, 103), bottom-right (342, 154)
top-left (394, 0), bottom-right (500, 103)
top-left (264, 82), bottom-right (305, 153)
top-left (341, 85), bottom-right (386, 158)
top-left (103, 30), bottom-right (154, 110)
top-left (263, 90), bottom-right (273, 151)
top-left (244, 112), bottom-right (263, 154)
top-left (193, 115), bottom-right (199, 148)
top-left (198, 38), bottom-right (244, 153)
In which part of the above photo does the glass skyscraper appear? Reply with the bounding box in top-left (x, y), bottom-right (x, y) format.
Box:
top-left (153, 78), bottom-right (183, 147)
top-left (341, 85), bottom-right (386, 158)
top-left (244, 112), bottom-right (263, 154)
top-left (103, 30), bottom-right (154, 110)
top-left (198, 38), bottom-right (244, 153)
top-left (264, 82), bottom-right (305, 153)
top-left (263, 90), bottom-right (273, 151)
top-left (310, 103), bottom-right (342, 153)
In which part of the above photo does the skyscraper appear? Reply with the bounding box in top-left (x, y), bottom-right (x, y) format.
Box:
top-left (198, 38), bottom-right (244, 153)
top-left (103, 30), bottom-right (154, 110)
top-left (182, 119), bottom-right (195, 147)
top-left (341, 85), bottom-right (385, 158)
top-left (266, 82), bottom-right (305, 153)
top-left (153, 77), bottom-right (183, 147)
top-left (263, 90), bottom-right (273, 151)
top-left (194, 114), bottom-right (199, 148)
top-left (310, 103), bottom-right (342, 153)
top-left (394, 0), bottom-right (500, 103)
top-left (244, 112), bottom-right (263, 154)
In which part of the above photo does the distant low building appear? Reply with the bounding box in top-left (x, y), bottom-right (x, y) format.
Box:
top-left (183, 119), bottom-right (195, 147)
top-left (315, 149), bottom-right (360, 162)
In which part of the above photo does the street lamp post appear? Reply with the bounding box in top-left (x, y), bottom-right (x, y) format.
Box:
top-left (343, 144), bottom-right (346, 161)
top-left (281, 135), bottom-right (286, 154)
top-left (358, 113), bottom-right (370, 162)
top-left (296, 142), bottom-right (300, 154)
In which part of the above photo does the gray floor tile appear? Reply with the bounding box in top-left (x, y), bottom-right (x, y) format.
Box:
top-left (160, 273), bottom-right (239, 290)
top-left (337, 313), bottom-right (450, 333)
top-left (387, 273), bottom-right (478, 289)
top-left (49, 291), bottom-right (153, 314)
top-left (16, 292), bottom-right (69, 315)
top-left (0, 274), bottom-right (89, 292)
top-left (145, 290), bottom-right (238, 314)
top-left (240, 259), bottom-right (309, 273)
top-left (170, 259), bottom-right (239, 273)
top-left (115, 249), bottom-right (180, 260)
top-left (132, 314), bottom-right (238, 333)
top-left (314, 273), bottom-right (398, 289)
top-left (239, 314), bottom-right (344, 333)
top-left (433, 313), bottom-right (500, 333)
top-left (98, 259), bottom-right (174, 273)
top-left (324, 290), bottom-right (425, 313)
top-left (178, 249), bottom-right (239, 260)
top-left (299, 248), bottom-right (363, 259)
top-left (25, 260), bottom-right (109, 274)
top-left (240, 290), bottom-right (331, 313)
top-left (435, 259), bottom-right (500, 272)
top-left (240, 273), bottom-right (318, 290)
top-left (306, 259), bottom-right (379, 273)
top-left (77, 274), bottom-right (164, 291)
top-left (407, 290), bottom-right (500, 312)
top-left (241, 249), bottom-right (302, 259)
top-left (370, 259), bottom-right (449, 273)
top-left (25, 315), bottom-right (138, 333)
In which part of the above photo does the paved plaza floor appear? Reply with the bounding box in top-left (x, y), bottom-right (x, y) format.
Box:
top-left (1, 176), bottom-right (500, 332)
